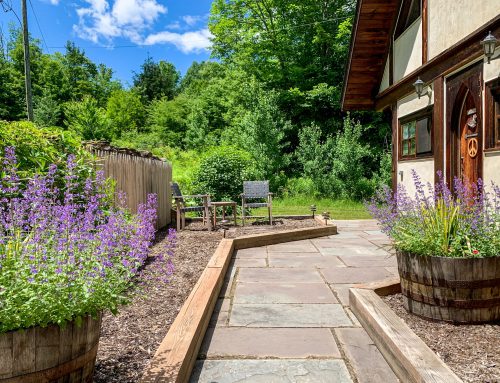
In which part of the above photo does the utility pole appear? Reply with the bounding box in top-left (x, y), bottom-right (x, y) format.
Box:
top-left (21, 0), bottom-right (34, 121)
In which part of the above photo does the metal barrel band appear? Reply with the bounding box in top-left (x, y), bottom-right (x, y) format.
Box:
top-left (0, 342), bottom-right (99, 383)
top-left (402, 287), bottom-right (500, 309)
top-left (399, 271), bottom-right (500, 289)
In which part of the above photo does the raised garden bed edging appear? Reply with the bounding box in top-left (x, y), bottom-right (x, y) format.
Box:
top-left (140, 225), bottom-right (337, 383)
top-left (397, 252), bottom-right (500, 323)
top-left (0, 313), bottom-right (102, 383)
top-left (350, 281), bottom-right (462, 383)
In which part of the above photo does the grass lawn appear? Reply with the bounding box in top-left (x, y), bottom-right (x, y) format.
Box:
top-left (252, 197), bottom-right (371, 220)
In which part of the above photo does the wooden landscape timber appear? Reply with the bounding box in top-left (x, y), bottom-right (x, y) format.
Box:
top-left (140, 225), bottom-right (337, 383)
top-left (350, 280), bottom-right (463, 383)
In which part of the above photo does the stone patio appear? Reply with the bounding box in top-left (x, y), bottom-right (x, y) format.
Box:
top-left (191, 220), bottom-right (399, 383)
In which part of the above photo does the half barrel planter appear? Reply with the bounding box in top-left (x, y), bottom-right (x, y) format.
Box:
top-left (0, 313), bottom-right (102, 383)
top-left (396, 252), bottom-right (500, 323)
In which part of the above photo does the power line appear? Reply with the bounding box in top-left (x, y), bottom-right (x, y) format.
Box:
top-left (28, 0), bottom-right (49, 53)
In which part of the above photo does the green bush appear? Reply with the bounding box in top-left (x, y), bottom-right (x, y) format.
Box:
top-left (193, 146), bottom-right (255, 201)
top-left (0, 120), bottom-right (92, 179)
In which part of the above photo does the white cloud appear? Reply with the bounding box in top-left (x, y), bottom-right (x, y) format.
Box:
top-left (181, 15), bottom-right (202, 27)
top-left (73, 1), bottom-right (211, 54)
top-left (74, 0), bottom-right (166, 44)
top-left (49, 0), bottom-right (60, 4)
top-left (144, 28), bottom-right (212, 53)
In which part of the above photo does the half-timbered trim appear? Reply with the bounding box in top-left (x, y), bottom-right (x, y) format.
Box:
top-left (432, 77), bottom-right (444, 183)
top-left (421, 0), bottom-right (428, 64)
top-left (374, 15), bottom-right (500, 112)
top-left (485, 78), bottom-right (500, 151)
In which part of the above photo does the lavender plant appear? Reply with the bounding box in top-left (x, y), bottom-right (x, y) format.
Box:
top-left (367, 170), bottom-right (500, 258)
top-left (0, 147), bottom-right (174, 333)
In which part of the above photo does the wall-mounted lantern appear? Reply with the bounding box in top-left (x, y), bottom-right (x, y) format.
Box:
top-left (413, 77), bottom-right (432, 99)
top-left (482, 31), bottom-right (498, 64)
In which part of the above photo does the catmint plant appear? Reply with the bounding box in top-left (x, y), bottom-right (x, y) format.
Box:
top-left (0, 147), bottom-right (175, 333)
top-left (367, 170), bottom-right (500, 258)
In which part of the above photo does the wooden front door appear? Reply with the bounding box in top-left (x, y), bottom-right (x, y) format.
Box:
top-left (446, 63), bottom-right (483, 186)
top-left (458, 91), bottom-right (481, 184)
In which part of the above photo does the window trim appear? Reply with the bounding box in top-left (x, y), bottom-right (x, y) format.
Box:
top-left (394, 0), bottom-right (422, 40)
top-left (485, 78), bottom-right (500, 152)
top-left (398, 106), bottom-right (434, 161)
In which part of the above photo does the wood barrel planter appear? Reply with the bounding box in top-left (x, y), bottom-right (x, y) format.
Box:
top-left (396, 252), bottom-right (500, 323)
top-left (0, 313), bottom-right (102, 383)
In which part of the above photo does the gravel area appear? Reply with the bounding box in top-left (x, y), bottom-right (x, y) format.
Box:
top-left (94, 218), bottom-right (320, 383)
top-left (383, 293), bottom-right (500, 383)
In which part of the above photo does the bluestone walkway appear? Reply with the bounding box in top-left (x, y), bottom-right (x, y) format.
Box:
top-left (190, 220), bottom-right (399, 383)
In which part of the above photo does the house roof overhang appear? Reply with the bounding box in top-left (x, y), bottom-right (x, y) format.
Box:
top-left (341, 0), bottom-right (401, 111)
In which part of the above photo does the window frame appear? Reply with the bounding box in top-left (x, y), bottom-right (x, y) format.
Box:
top-left (398, 107), bottom-right (434, 161)
top-left (394, 0), bottom-right (422, 40)
top-left (485, 79), bottom-right (500, 152)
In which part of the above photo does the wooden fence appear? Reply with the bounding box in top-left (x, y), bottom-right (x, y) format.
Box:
top-left (87, 142), bottom-right (172, 228)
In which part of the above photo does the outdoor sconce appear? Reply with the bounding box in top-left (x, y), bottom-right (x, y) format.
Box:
top-left (310, 204), bottom-right (317, 218)
top-left (482, 31), bottom-right (499, 64)
top-left (413, 77), bottom-right (431, 99)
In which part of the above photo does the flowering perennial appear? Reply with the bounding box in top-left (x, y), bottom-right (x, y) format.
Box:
top-left (367, 170), bottom-right (500, 258)
top-left (0, 147), bottom-right (173, 332)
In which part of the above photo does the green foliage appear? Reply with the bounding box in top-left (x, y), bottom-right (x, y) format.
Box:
top-left (34, 93), bottom-right (61, 127)
top-left (133, 57), bottom-right (180, 103)
top-left (106, 89), bottom-right (145, 136)
top-left (297, 117), bottom-right (385, 200)
top-left (0, 120), bottom-right (91, 178)
top-left (193, 146), bottom-right (255, 201)
top-left (64, 96), bottom-right (112, 140)
top-left (232, 90), bottom-right (291, 190)
top-left (147, 95), bottom-right (190, 147)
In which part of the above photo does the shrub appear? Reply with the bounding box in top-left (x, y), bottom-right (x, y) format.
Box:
top-left (64, 96), bottom-right (112, 141)
top-left (0, 148), bottom-right (175, 332)
top-left (193, 146), bottom-right (255, 202)
top-left (0, 120), bottom-right (92, 180)
top-left (367, 171), bottom-right (500, 258)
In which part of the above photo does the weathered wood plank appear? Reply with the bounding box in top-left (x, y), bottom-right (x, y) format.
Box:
top-left (234, 226), bottom-right (337, 250)
top-left (350, 288), bottom-right (462, 383)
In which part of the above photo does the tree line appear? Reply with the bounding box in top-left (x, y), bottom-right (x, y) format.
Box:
top-left (0, 0), bottom-right (391, 200)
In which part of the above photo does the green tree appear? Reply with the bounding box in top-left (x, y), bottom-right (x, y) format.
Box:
top-left (106, 89), bottom-right (145, 136)
top-left (64, 96), bottom-right (112, 140)
top-left (147, 95), bottom-right (190, 146)
top-left (34, 93), bottom-right (61, 127)
top-left (133, 57), bottom-right (180, 103)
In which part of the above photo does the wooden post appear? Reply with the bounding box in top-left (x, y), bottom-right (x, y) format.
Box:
top-left (21, 0), bottom-right (34, 121)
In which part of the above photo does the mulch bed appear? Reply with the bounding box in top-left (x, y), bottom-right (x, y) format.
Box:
top-left (94, 218), bottom-right (320, 383)
top-left (382, 294), bottom-right (500, 383)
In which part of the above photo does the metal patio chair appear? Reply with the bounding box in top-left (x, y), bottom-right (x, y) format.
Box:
top-left (171, 182), bottom-right (212, 231)
top-left (240, 181), bottom-right (273, 226)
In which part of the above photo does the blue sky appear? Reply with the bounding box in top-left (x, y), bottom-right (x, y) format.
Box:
top-left (0, 0), bottom-right (214, 85)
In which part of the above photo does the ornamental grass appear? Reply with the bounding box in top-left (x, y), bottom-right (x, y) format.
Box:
top-left (367, 170), bottom-right (500, 258)
top-left (0, 147), bottom-right (174, 333)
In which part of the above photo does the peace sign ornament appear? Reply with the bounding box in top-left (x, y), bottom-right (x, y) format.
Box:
top-left (468, 138), bottom-right (478, 158)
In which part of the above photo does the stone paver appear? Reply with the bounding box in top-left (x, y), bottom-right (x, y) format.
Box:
top-left (268, 254), bottom-right (344, 268)
top-left (321, 266), bottom-right (395, 284)
top-left (267, 239), bottom-right (318, 253)
top-left (338, 255), bottom-right (397, 267)
top-left (237, 268), bottom-right (323, 283)
top-left (190, 359), bottom-right (353, 383)
top-left (192, 220), bottom-right (399, 383)
top-left (200, 328), bottom-right (341, 358)
top-left (335, 328), bottom-right (398, 383)
top-left (234, 282), bottom-right (337, 304)
top-left (230, 304), bottom-right (352, 327)
top-left (234, 247), bottom-right (268, 258)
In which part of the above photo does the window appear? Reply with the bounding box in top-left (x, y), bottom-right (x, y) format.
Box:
top-left (485, 80), bottom-right (500, 150)
top-left (399, 109), bottom-right (433, 159)
top-left (394, 0), bottom-right (421, 39)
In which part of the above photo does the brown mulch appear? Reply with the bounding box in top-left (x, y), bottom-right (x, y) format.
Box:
top-left (382, 294), bottom-right (500, 383)
top-left (94, 218), bottom-right (320, 383)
